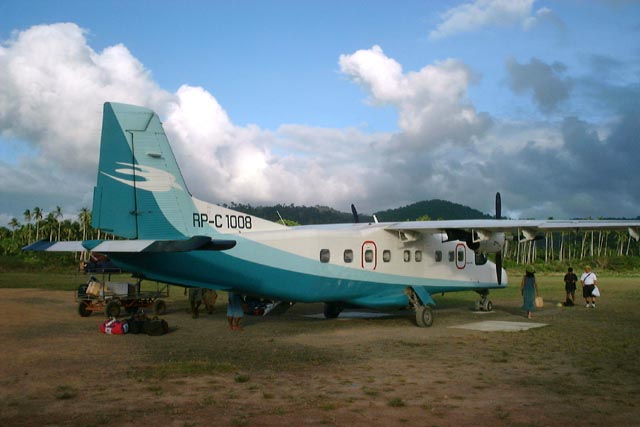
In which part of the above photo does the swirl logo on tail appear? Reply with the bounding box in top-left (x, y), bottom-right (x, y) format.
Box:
top-left (101, 162), bottom-right (183, 192)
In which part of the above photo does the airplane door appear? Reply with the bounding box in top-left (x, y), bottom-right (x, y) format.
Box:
top-left (456, 243), bottom-right (466, 270)
top-left (361, 241), bottom-right (377, 270)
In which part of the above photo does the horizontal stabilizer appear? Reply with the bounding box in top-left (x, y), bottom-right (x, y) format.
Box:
top-left (22, 241), bottom-right (86, 252)
top-left (23, 236), bottom-right (236, 253)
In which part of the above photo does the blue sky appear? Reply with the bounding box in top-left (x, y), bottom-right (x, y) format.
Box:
top-left (1, 0), bottom-right (639, 228)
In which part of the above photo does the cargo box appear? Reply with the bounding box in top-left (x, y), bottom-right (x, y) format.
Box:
top-left (86, 280), bottom-right (104, 297)
top-left (107, 282), bottom-right (130, 296)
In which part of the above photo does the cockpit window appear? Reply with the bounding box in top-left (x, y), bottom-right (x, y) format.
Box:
top-left (475, 252), bottom-right (488, 265)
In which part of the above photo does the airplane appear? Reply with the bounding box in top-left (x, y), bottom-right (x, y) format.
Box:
top-left (24, 102), bottom-right (640, 327)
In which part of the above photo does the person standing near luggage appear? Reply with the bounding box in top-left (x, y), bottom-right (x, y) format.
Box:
top-left (580, 265), bottom-right (598, 308)
top-left (563, 267), bottom-right (578, 305)
top-left (188, 287), bottom-right (203, 318)
top-left (227, 292), bottom-right (244, 330)
top-left (521, 265), bottom-right (539, 319)
top-left (203, 289), bottom-right (218, 314)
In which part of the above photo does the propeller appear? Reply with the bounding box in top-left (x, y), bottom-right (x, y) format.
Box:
top-left (495, 192), bottom-right (503, 284)
top-left (351, 204), bottom-right (360, 224)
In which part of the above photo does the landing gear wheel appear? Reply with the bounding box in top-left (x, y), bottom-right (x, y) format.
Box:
top-left (415, 306), bottom-right (434, 327)
top-left (105, 300), bottom-right (121, 318)
top-left (474, 290), bottom-right (492, 312)
top-left (78, 300), bottom-right (91, 317)
top-left (323, 302), bottom-right (342, 319)
top-left (153, 299), bottom-right (167, 316)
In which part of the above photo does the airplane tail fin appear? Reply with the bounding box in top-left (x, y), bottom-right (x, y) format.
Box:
top-left (92, 102), bottom-right (195, 239)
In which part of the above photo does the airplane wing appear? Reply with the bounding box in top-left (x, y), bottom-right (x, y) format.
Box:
top-left (23, 236), bottom-right (236, 253)
top-left (387, 219), bottom-right (640, 234)
top-left (386, 219), bottom-right (640, 245)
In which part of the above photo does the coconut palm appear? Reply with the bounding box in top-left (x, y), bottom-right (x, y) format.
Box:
top-left (33, 207), bottom-right (43, 241)
top-left (23, 209), bottom-right (32, 243)
top-left (9, 218), bottom-right (20, 240)
top-left (78, 208), bottom-right (91, 241)
top-left (55, 206), bottom-right (63, 241)
top-left (44, 212), bottom-right (57, 241)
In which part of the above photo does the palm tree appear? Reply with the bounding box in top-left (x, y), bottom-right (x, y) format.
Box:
top-left (45, 212), bottom-right (57, 241)
top-left (55, 206), bottom-right (63, 241)
top-left (9, 218), bottom-right (20, 239)
top-left (78, 208), bottom-right (91, 241)
top-left (23, 209), bottom-right (32, 243)
top-left (60, 219), bottom-right (74, 241)
top-left (33, 207), bottom-right (43, 241)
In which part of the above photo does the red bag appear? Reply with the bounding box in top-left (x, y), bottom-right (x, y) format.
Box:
top-left (100, 318), bottom-right (129, 335)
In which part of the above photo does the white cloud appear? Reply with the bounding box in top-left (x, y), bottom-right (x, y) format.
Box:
top-left (429, 0), bottom-right (536, 40)
top-left (523, 7), bottom-right (562, 31)
top-left (0, 23), bottom-right (173, 173)
top-left (339, 45), bottom-right (490, 143)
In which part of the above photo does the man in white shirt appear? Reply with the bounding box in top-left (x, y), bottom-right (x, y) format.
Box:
top-left (580, 266), bottom-right (598, 308)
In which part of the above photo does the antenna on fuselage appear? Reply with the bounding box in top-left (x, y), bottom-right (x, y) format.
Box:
top-left (351, 204), bottom-right (360, 223)
top-left (276, 210), bottom-right (286, 226)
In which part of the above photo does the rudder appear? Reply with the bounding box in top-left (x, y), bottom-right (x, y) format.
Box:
top-left (92, 102), bottom-right (195, 239)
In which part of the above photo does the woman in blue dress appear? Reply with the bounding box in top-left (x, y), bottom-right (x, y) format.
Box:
top-left (521, 265), bottom-right (539, 319)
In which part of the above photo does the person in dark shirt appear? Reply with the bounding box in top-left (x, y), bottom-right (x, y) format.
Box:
top-left (563, 267), bottom-right (578, 306)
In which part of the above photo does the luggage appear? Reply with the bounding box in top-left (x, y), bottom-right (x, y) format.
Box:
top-left (127, 318), bottom-right (146, 334)
top-left (100, 318), bottom-right (129, 335)
top-left (143, 317), bottom-right (169, 336)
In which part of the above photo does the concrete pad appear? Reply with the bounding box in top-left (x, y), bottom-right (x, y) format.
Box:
top-left (449, 320), bottom-right (548, 332)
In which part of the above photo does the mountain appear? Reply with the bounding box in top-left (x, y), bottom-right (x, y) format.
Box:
top-left (224, 203), bottom-right (373, 225)
top-left (373, 199), bottom-right (492, 222)
top-left (228, 199), bottom-right (489, 225)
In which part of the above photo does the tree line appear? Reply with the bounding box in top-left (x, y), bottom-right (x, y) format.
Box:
top-left (0, 206), bottom-right (111, 256)
top-left (504, 230), bottom-right (637, 266)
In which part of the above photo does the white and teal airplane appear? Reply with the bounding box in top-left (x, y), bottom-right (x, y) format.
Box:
top-left (25, 102), bottom-right (640, 326)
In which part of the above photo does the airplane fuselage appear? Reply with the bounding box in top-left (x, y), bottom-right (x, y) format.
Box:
top-left (108, 220), bottom-right (506, 309)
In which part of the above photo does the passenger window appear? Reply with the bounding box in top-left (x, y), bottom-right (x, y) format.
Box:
top-left (415, 250), bottom-right (422, 262)
top-left (458, 250), bottom-right (465, 262)
top-left (344, 249), bottom-right (353, 263)
top-left (364, 249), bottom-right (374, 263)
top-left (448, 251), bottom-right (454, 262)
top-left (320, 249), bottom-right (330, 263)
top-left (403, 250), bottom-right (411, 262)
top-left (435, 250), bottom-right (442, 262)
top-left (383, 250), bottom-right (391, 262)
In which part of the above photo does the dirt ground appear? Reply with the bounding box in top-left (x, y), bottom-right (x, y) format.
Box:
top-left (1, 288), bottom-right (639, 427)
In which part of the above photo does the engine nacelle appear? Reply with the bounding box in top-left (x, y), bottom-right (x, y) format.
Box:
top-left (473, 231), bottom-right (505, 254)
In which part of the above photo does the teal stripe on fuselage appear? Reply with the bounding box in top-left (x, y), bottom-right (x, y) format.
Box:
top-left (107, 235), bottom-right (503, 309)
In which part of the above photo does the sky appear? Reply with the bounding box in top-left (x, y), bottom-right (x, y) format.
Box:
top-left (1, 0), bottom-right (639, 229)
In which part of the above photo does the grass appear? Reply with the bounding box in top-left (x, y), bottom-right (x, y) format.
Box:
top-left (54, 385), bottom-right (78, 400)
top-left (387, 397), bottom-right (406, 407)
top-left (234, 374), bottom-right (250, 383)
top-left (2, 270), bottom-right (640, 426)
